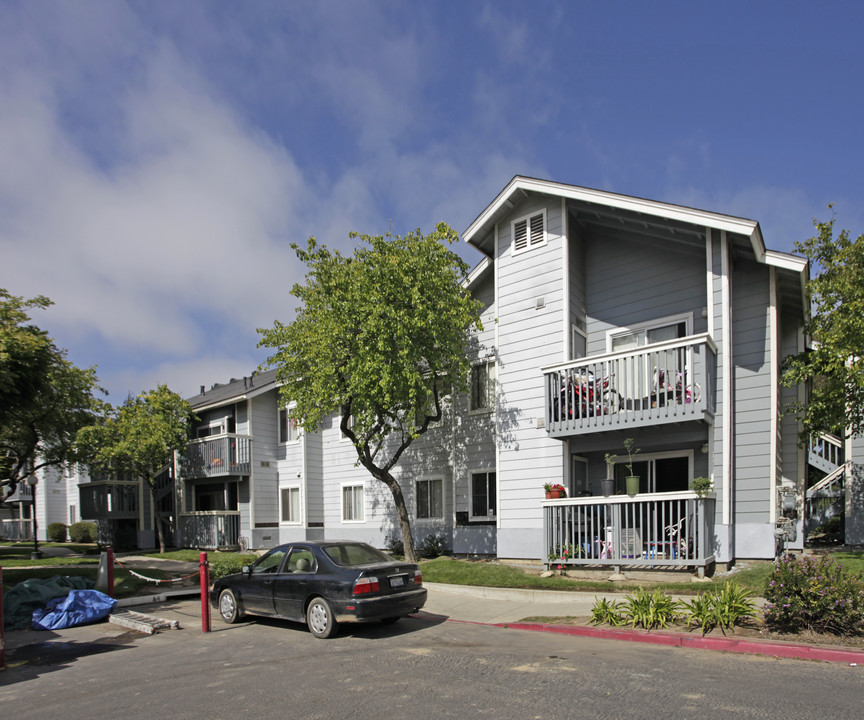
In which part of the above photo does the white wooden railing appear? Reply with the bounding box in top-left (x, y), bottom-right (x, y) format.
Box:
top-left (542, 334), bottom-right (716, 436)
top-left (543, 491), bottom-right (716, 573)
top-left (182, 434), bottom-right (252, 479)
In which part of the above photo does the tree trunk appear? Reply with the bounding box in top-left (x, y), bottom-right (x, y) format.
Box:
top-left (381, 472), bottom-right (417, 563)
top-left (149, 482), bottom-right (166, 554)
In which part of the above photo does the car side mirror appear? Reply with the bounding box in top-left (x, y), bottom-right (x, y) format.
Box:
top-left (241, 564), bottom-right (252, 574)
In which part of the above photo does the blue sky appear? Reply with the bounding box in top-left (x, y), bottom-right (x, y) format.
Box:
top-left (2, 1), bottom-right (863, 406)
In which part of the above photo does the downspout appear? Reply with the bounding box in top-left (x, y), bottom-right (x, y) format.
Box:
top-left (247, 397), bottom-right (255, 533)
top-left (721, 231), bottom-right (733, 527)
top-left (562, 198), bottom-right (570, 488)
top-left (705, 229), bottom-right (715, 486)
top-left (494, 221), bottom-right (501, 532)
top-left (769, 267), bottom-right (778, 523)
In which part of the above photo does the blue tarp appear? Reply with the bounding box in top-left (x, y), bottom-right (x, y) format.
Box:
top-left (2, 575), bottom-right (94, 630)
top-left (31, 589), bottom-right (117, 630)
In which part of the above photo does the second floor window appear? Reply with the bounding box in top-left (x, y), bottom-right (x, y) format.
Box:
top-left (279, 407), bottom-right (299, 443)
top-left (470, 361), bottom-right (495, 412)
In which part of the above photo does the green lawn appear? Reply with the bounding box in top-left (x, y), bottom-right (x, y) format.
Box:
top-left (0, 542), bottom-right (101, 567)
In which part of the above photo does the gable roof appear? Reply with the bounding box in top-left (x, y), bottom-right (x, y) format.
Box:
top-left (463, 176), bottom-right (806, 274)
top-left (187, 368), bottom-right (280, 412)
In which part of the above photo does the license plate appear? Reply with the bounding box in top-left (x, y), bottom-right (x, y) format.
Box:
top-left (389, 576), bottom-right (405, 588)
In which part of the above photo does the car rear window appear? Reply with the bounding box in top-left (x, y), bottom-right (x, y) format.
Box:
top-left (322, 543), bottom-right (392, 566)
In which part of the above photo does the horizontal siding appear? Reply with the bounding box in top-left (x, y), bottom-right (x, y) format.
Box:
top-left (732, 261), bottom-right (772, 523)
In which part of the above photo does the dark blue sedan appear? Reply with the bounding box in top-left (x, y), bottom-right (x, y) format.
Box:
top-left (210, 541), bottom-right (427, 638)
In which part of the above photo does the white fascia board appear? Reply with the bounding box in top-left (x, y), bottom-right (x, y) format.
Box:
top-left (463, 256), bottom-right (491, 290)
top-left (463, 176), bottom-right (768, 258)
top-left (192, 381), bottom-right (280, 413)
top-left (763, 249), bottom-right (808, 273)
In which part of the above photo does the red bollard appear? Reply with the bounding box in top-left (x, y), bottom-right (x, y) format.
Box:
top-left (1, 566), bottom-right (6, 671)
top-left (200, 551), bottom-right (211, 633)
top-left (106, 547), bottom-right (115, 598)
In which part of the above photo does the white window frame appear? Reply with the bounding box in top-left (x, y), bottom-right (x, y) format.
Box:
top-left (469, 469), bottom-right (497, 521)
top-left (606, 312), bottom-right (693, 354)
top-left (606, 450), bottom-right (694, 493)
top-left (280, 486), bottom-right (302, 525)
top-left (415, 476), bottom-right (444, 521)
top-left (278, 404), bottom-right (300, 444)
top-left (511, 209), bottom-right (547, 256)
top-left (341, 482), bottom-right (365, 523)
top-left (197, 419), bottom-right (225, 438)
top-left (469, 360), bottom-right (495, 413)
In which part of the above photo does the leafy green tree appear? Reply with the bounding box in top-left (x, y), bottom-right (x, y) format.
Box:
top-left (1, 289), bottom-right (103, 495)
top-left (782, 209), bottom-right (864, 438)
top-left (258, 224), bottom-right (483, 562)
top-left (76, 385), bottom-right (195, 553)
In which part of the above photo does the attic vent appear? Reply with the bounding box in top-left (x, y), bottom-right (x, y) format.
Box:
top-left (512, 210), bottom-right (546, 254)
top-left (535, 296), bottom-right (546, 310)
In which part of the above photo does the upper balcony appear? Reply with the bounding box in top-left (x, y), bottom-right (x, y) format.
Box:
top-left (543, 334), bottom-right (716, 438)
top-left (182, 433), bottom-right (252, 480)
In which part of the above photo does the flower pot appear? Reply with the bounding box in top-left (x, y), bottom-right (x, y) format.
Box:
top-left (601, 478), bottom-right (614, 496)
top-left (545, 490), bottom-right (565, 499)
top-left (626, 475), bottom-right (640, 495)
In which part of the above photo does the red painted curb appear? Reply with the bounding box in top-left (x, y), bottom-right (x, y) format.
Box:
top-left (497, 622), bottom-right (864, 665)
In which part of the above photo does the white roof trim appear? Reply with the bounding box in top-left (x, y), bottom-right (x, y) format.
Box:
top-left (463, 176), bottom-right (770, 264)
top-left (463, 256), bottom-right (491, 290)
top-left (193, 380), bottom-right (280, 412)
top-left (763, 249), bottom-right (808, 272)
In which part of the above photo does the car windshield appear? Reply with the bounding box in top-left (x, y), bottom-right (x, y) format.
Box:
top-left (322, 543), bottom-right (392, 566)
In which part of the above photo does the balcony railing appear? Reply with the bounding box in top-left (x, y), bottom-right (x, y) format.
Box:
top-left (543, 334), bottom-right (716, 437)
top-left (78, 481), bottom-right (139, 519)
top-left (543, 491), bottom-right (716, 573)
top-left (179, 512), bottom-right (241, 549)
top-left (182, 434), bottom-right (252, 479)
top-left (0, 519), bottom-right (33, 541)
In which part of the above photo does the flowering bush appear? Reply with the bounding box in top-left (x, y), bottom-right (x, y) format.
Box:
top-left (544, 483), bottom-right (566, 494)
top-left (763, 553), bottom-right (864, 635)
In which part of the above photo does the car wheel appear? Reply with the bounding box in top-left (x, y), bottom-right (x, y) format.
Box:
top-left (306, 597), bottom-right (337, 639)
top-left (218, 588), bottom-right (242, 624)
top-left (380, 616), bottom-right (401, 625)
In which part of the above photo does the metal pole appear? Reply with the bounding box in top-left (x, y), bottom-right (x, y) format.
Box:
top-left (1, 566), bottom-right (6, 671)
top-left (30, 482), bottom-right (41, 560)
top-left (106, 547), bottom-right (115, 598)
top-left (200, 551), bottom-right (211, 633)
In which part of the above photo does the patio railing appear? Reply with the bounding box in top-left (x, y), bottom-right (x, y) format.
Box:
top-left (0, 519), bottom-right (33, 541)
top-left (543, 491), bottom-right (716, 574)
top-left (78, 481), bottom-right (139, 519)
top-left (542, 334), bottom-right (716, 437)
top-left (179, 512), bottom-right (241, 549)
top-left (182, 434), bottom-right (252, 479)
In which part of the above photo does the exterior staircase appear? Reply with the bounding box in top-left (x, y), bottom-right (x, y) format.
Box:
top-left (806, 433), bottom-right (845, 538)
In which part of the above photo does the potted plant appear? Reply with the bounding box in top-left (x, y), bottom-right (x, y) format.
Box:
top-left (544, 482), bottom-right (566, 499)
top-left (623, 438), bottom-right (640, 495)
top-left (690, 476), bottom-right (713, 497)
top-left (602, 453), bottom-right (617, 496)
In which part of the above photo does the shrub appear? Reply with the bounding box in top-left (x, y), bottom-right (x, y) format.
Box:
top-left (384, 533), bottom-right (404, 557)
top-left (590, 597), bottom-right (624, 626)
top-left (209, 553), bottom-right (259, 581)
top-left (763, 553), bottom-right (864, 635)
top-left (619, 587), bottom-right (678, 629)
top-left (417, 533), bottom-right (449, 559)
top-left (679, 581), bottom-right (757, 635)
top-left (69, 521), bottom-right (98, 543)
top-left (47, 522), bottom-right (68, 543)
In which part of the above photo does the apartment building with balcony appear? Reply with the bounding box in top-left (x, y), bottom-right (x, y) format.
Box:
top-left (74, 176), bottom-right (864, 570)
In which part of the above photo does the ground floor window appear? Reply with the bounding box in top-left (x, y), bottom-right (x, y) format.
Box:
top-left (280, 486), bottom-right (301, 523)
top-left (342, 484), bottom-right (364, 522)
top-left (416, 477), bottom-right (443, 520)
top-left (470, 470), bottom-right (496, 520)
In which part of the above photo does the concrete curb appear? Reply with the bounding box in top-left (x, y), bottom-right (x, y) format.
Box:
top-left (499, 621), bottom-right (864, 665)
